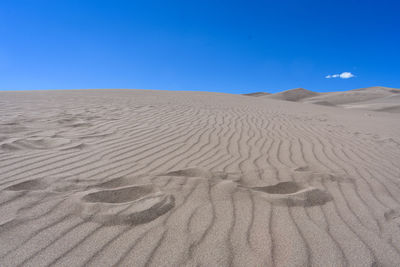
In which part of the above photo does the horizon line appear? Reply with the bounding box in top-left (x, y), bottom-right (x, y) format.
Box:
top-left (0, 85), bottom-right (397, 94)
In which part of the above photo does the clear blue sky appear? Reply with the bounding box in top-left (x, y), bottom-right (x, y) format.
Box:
top-left (1, 0), bottom-right (399, 93)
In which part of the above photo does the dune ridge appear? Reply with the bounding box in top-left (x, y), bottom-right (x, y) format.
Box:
top-left (245, 86), bottom-right (400, 113)
top-left (242, 92), bottom-right (271, 97)
top-left (267, 88), bottom-right (319, 102)
top-left (0, 89), bottom-right (400, 266)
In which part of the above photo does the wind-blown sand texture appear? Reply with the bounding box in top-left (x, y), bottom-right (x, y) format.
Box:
top-left (245, 86), bottom-right (400, 113)
top-left (1, 89), bottom-right (400, 266)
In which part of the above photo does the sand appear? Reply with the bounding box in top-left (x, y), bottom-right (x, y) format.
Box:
top-left (248, 86), bottom-right (400, 113)
top-left (266, 88), bottom-right (319, 102)
top-left (0, 89), bottom-right (400, 266)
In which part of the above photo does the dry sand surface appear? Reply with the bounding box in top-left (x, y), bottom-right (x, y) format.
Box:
top-left (246, 86), bottom-right (400, 113)
top-left (1, 89), bottom-right (400, 267)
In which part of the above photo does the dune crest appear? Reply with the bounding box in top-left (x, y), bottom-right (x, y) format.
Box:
top-left (247, 86), bottom-right (400, 113)
top-left (267, 88), bottom-right (319, 101)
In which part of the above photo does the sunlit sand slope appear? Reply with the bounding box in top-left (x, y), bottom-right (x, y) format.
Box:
top-left (0, 89), bottom-right (400, 266)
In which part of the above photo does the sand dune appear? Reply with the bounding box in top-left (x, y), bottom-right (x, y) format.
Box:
top-left (1, 89), bottom-right (400, 266)
top-left (242, 92), bottom-right (271, 97)
top-left (248, 86), bottom-right (400, 113)
top-left (266, 88), bottom-right (319, 102)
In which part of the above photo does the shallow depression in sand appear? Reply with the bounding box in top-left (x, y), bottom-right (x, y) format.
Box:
top-left (77, 184), bottom-right (175, 225)
top-left (250, 181), bottom-right (333, 207)
top-left (5, 179), bottom-right (48, 191)
top-left (164, 168), bottom-right (213, 178)
top-left (253, 181), bottom-right (302, 194)
top-left (82, 184), bottom-right (154, 203)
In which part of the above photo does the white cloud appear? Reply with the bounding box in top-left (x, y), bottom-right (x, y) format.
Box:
top-left (339, 72), bottom-right (355, 79)
top-left (325, 72), bottom-right (355, 79)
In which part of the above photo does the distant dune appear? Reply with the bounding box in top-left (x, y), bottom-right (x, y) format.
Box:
top-left (242, 92), bottom-right (271, 97)
top-left (1, 89), bottom-right (400, 266)
top-left (266, 88), bottom-right (319, 102)
top-left (245, 86), bottom-right (400, 113)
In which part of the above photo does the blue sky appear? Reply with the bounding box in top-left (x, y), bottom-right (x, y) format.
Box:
top-left (1, 0), bottom-right (399, 93)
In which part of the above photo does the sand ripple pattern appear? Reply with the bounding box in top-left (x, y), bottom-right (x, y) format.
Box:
top-left (0, 89), bottom-right (400, 267)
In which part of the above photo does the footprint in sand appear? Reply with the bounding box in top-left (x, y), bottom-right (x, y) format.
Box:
top-left (76, 184), bottom-right (175, 225)
top-left (164, 168), bottom-right (215, 178)
top-left (5, 179), bottom-right (48, 191)
top-left (4, 176), bottom-right (96, 193)
top-left (294, 165), bottom-right (354, 184)
top-left (252, 181), bottom-right (302, 194)
top-left (57, 117), bottom-right (91, 128)
top-left (251, 181), bottom-right (333, 207)
top-left (161, 167), bottom-right (241, 183)
top-left (1, 136), bottom-right (73, 152)
top-left (384, 208), bottom-right (400, 224)
top-left (294, 166), bottom-right (311, 172)
top-left (162, 167), bottom-right (333, 207)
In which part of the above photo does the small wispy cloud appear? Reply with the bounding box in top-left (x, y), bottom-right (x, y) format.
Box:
top-left (325, 72), bottom-right (355, 79)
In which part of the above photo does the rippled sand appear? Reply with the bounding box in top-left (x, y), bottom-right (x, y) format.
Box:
top-left (0, 89), bottom-right (400, 266)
